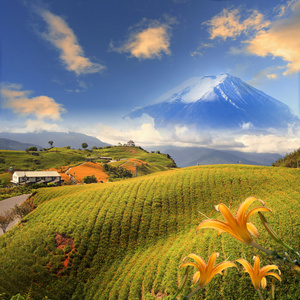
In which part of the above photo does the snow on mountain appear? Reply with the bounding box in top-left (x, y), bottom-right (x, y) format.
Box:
top-left (126, 74), bottom-right (299, 130)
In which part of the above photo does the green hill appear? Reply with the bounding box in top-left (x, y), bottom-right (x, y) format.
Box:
top-left (0, 146), bottom-right (176, 182)
top-left (0, 165), bottom-right (299, 299)
top-left (273, 147), bottom-right (300, 168)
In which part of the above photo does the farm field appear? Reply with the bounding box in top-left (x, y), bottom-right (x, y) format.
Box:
top-left (68, 162), bottom-right (109, 183)
top-left (0, 165), bottom-right (299, 299)
top-left (0, 147), bottom-right (176, 186)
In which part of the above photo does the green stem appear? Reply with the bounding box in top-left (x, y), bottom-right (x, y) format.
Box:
top-left (250, 241), bottom-right (275, 256)
top-left (279, 241), bottom-right (300, 258)
top-left (256, 289), bottom-right (264, 300)
top-left (183, 286), bottom-right (201, 300)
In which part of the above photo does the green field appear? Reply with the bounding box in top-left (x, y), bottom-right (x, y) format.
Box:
top-left (0, 146), bottom-right (175, 175)
top-left (0, 165), bottom-right (299, 299)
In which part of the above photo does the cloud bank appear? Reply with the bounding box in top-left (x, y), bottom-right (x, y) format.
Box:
top-left (1, 82), bottom-right (65, 131)
top-left (111, 19), bottom-right (173, 59)
top-left (78, 114), bottom-right (300, 155)
top-left (38, 9), bottom-right (105, 75)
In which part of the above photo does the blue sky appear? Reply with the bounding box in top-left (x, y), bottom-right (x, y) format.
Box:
top-left (1, 0), bottom-right (300, 152)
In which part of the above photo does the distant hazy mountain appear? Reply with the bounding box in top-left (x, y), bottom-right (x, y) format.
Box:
top-left (127, 74), bottom-right (298, 130)
top-left (149, 146), bottom-right (282, 167)
top-left (0, 138), bottom-right (42, 151)
top-left (0, 131), bottom-right (110, 149)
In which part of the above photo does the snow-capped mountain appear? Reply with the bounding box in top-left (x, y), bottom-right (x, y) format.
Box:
top-left (126, 74), bottom-right (299, 130)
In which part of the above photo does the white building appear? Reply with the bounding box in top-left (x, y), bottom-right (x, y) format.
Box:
top-left (127, 140), bottom-right (135, 147)
top-left (11, 171), bottom-right (62, 186)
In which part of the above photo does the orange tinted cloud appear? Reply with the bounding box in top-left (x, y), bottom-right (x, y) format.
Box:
top-left (111, 20), bottom-right (172, 59)
top-left (246, 3), bottom-right (300, 75)
top-left (1, 83), bottom-right (65, 121)
top-left (205, 8), bottom-right (269, 40)
top-left (39, 9), bottom-right (105, 75)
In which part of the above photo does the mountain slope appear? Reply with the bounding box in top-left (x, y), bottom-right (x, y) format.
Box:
top-left (126, 74), bottom-right (298, 130)
top-left (0, 165), bottom-right (299, 299)
top-left (0, 138), bottom-right (42, 151)
top-left (151, 145), bottom-right (282, 167)
top-left (0, 131), bottom-right (109, 149)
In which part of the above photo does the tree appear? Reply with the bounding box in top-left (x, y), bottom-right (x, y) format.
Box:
top-left (48, 141), bottom-right (53, 148)
top-left (12, 202), bottom-right (32, 219)
top-left (82, 142), bottom-right (88, 149)
top-left (28, 146), bottom-right (37, 151)
top-left (0, 210), bottom-right (14, 234)
top-left (83, 175), bottom-right (97, 184)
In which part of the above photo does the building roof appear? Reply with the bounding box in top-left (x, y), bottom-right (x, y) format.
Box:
top-left (128, 140), bottom-right (134, 143)
top-left (13, 171), bottom-right (61, 177)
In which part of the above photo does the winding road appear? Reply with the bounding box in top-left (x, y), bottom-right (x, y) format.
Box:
top-left (0, 194), bottom-right (31, 235)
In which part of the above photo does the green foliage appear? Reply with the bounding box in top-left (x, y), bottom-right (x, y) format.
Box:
top-left (12, 202), bottom-right (32, 219)
top-left (27, 147), bottom-right (37, 152)
top-left (82, 143), bottom-right (88, 149)
top-left (0, 149), bottom-right (87, 178)
top-left (103, 163), bottom-right (132, 180)
top-left (83, 175), bottom-right (98, 184)
top-left (0, 210), bottom-right (14, 233)
top-left (273, 148), bottom-right (300, 167)
top-left (0, 165), bottom-right (299, 299)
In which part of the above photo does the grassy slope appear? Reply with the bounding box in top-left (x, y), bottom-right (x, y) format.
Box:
top-left (0, 165), bottom-right (299, 299)
top-left (273, 147), bottom-right (300, 168)
top-left (0, 147), bottom-right (175, 176)
top-left (0, 148), bottom-right (87, 173)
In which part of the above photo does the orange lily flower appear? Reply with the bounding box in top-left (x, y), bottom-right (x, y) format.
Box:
top-left (196, 196), bottom-right (271, 245)
top-left (180, 252), bottom-right (236, 288)
top-left (236, 256), bottom-right (281, 290)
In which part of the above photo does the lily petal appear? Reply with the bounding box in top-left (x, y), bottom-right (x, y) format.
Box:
top-left (263, 272), bottom-right (281, 282)
top-left (247, 222), bottom-right (259, 238)
top-left (192, 271), bottom-right (200, 284)
top-left (180, 262), bottom-right (200, 271)
top-left (236, 197), bottom-right (265, 225)
top-left (260, 265), bottom-right (281, 277)
top-left (206, 261), bottom-right (237, 284)
top-left (196, 219), bottom-right (243, 242)
top-left (261, 277), bottom-right (267, 289)
top-left (245, 207), bottom-right (271, 224)
top-left (185, 254), bottom-right (206, 274)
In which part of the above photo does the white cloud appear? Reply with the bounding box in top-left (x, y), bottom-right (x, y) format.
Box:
top-left (73, 113), bottom-right (300, 155)
top-left (24, 119), bottom-right (62, 132)
top-left (38, 9), bottom-right (105, 75)
top-left (111, 19), bottom-right (173, 59)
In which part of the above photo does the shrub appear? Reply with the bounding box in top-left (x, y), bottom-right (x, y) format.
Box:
top-left (83, 175), bottom-right (98, 184)
top-left (28, 147), bottom-right (37, 151)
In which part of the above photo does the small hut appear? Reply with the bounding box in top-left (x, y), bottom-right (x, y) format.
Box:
top-left (127, 140), bottom-right (135, 147)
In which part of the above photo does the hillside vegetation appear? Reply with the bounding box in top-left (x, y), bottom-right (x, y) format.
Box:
top-left (0, 165), bottom-right (299, 299)
top-left (0, 146), bottom-right (176, 187)
top-left (273, 147), bottom-right (300, 168)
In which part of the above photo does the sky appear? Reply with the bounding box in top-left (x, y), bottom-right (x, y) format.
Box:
top-left (1, 0), bottom-right (300, 153)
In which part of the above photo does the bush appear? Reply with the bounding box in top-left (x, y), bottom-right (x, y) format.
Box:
top-left (28, 147), bottom-right (37, 151)
top-left (83, 175), bottom-right (97, 184)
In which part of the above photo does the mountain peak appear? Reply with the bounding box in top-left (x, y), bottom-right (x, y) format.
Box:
top-left (153, 73), bottom-right (235, 105)
top-left (126, 73), bottom-right (299, 130)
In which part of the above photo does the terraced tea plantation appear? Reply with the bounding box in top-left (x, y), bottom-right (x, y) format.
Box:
top-left (0, 165), bottom-right (299, 299)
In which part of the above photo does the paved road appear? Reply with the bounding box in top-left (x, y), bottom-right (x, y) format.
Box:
top-left (0, 194), bottom-right (31, 235)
